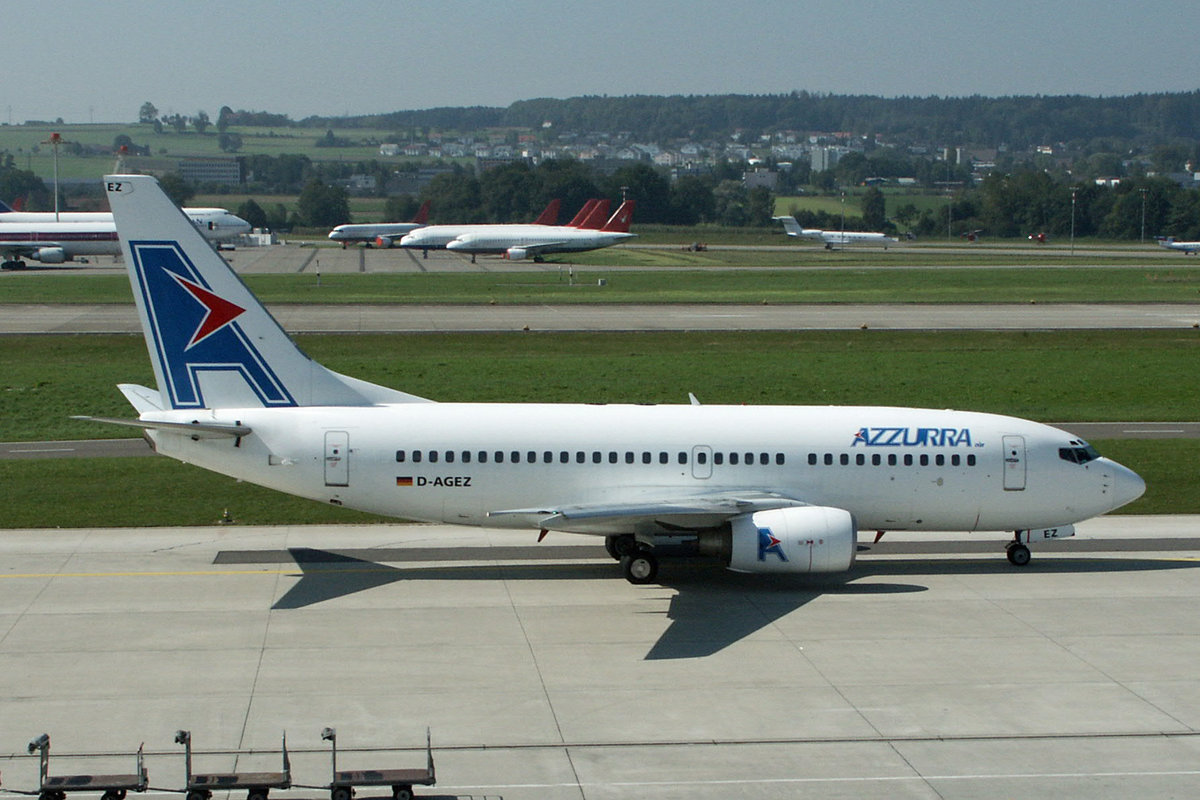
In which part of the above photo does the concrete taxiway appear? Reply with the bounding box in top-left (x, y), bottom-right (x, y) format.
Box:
top-left (1, 516), bottom-right (1199, 798)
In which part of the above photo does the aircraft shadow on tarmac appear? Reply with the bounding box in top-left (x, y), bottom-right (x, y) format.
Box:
top-left (261, 547), bottom-right (1197, 661)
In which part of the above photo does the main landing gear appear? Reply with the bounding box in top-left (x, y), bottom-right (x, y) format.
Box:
top-left (605, 535), bottom-right (659, 584)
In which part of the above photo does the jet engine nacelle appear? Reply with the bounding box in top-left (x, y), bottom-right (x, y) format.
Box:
top-left (30, 247), bottom-right (67, 264)
top-left (727, 506), bottom-right (857, 574)
top-left (374, 236), bottom-right (395, 248)
top-left (505, 247), bottom-right (529, 261)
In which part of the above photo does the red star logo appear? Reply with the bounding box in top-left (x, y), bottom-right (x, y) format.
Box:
top-left (169, 272), bottom-right (246, 349)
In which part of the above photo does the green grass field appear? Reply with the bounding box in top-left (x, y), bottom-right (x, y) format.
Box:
top-left (3, 264), bottom-right (1198, 304)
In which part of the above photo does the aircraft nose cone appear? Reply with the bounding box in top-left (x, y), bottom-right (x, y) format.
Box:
top-left (445, 239), bottom-right (465, 251)
top-left (1110, 462), bottom-right (1146, 510)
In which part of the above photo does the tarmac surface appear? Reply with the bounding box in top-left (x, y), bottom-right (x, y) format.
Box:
top-left (1, 517), bottom-right (1199, 798)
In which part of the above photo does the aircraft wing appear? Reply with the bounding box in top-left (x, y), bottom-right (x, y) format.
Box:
top-left (510, 240), bottom-right (571, 256)
top-left (489, 490), bottom-right (807, 534)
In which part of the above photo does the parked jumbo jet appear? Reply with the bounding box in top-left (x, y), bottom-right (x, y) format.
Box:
top-left (397, 198), bottom-right (566, 253)
top-left (445, 200), bottom-right (635, 261)
top-left (774, 215), bottom-right (897, 249)
top-left (327, 201), bottom-right (430, 248)
top-left (82, 175), bottom-right (1145, 584)
top-left (0, 202), bottom-right (251, 269)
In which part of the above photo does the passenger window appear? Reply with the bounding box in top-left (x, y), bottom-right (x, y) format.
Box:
top-left (951, 454), bottom-right (960, 466)
top-left (744, 452), bottom-right (754, 465)
top-left (659, 452), bottom-right (669, 464)
top-left (593, 451), bottom-right (602, 464)
top-left (479, 451), bottom-right (488, 463)
top-left (808, 453), bottom-right (817, 466)
top-left (511, 451), bottom-right (520, 463)
top-left (678, 452), bottom-right (688, 464)
top-left (561, 451), bottom-right (570, 464)
top-left (609, 452), bottom-right (618, 464)
top-left (625, 451), bottom-right (634, 464)
top-left (462, 451), bottom-right (471, 463)
top-left (935, 454), bottom-right (944, 466)
top-left (824, 453), bottom-right (833, 466)
top-left (494, 451), bottom-right (504, 463)
top-left (714, 452), bottom-right (724, 465)
top-left (445, 451), bottom-right (455, 463)
top-left (856, 454), bottom-right (865, 466)
top-left (967, 454), bottom-right (976, 466)
top-left (840, 454), bottom-right (849, 466)
top-left (544, 451), bottom-right (553, 464)
top-left (576, 451), bottom-right (585, 464)
top-left (413, 451), bottom-right (423, 463)
top-left (731, 452), bottom-right (740, 465)
top-left (919, 454), bottom-right (929, 466)
top-left (396, 451), bottom-right (406, 463)
top-left (642, 452), bottom-right (651, 464)
top-left (776, 453), bottom-right (785, 465)
top-left (760, 453), bottom-right (769, 465)
top-left (429, 451), bottom-right (439, 463)
top-left (904, 454), bottom-right (913, 466)
top-left (697, 451), bottom-right (708, 465)
top-left (528, 451), bottom-right (537, 463)
top-left (872, 454), bottom-right (881, 466)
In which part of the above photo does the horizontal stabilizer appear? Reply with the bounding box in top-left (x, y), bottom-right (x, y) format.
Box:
top-left (72, 415), bottom-right (252, 438)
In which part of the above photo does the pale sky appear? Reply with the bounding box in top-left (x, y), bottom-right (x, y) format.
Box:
top-left (7, 0), bottom-right (1198, 124)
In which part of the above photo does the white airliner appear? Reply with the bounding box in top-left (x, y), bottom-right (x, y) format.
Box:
top-left (83, 174), bottom-right (1145, 584)
top-left (327, 201), bottom-right (430, 248)
top-left (397, 198), bottom-right (567, 252)
top-left (774, 215), bottom-right (897, 249)
top-left (445, 200), bottom-right (635, 261)
top-left (1157, 237), bottom-right (1200, 254)
top-left (0, 202), bottom-right (251, 268)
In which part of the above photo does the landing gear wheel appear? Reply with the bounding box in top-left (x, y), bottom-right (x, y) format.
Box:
top-left (391, 786), bottom-right (414, 800)
top-left (604, 535), bottom-right (620, 560)
top-left (610, 534), bottom-right (639, 558)
top-left (331, 787), bottom-right (352, 800)
top-left (1006, 542), bottom-right (1031, 566)
top-left (621, 552), bottom-right (658, 584)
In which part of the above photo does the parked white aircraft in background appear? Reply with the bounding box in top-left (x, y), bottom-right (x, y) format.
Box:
top-left (84, 175), bottom-right (1145, 584)
top-left (0, 201), bottom-right (251, 268)
top-left (397, 199), bottom-right (565, 252)
top-left (327, 201), bottom-right (430, 248)
top-left (446, 200), bottom-right (636, 261)
top-left (1157, 236), bottom-right (1200, 254)
top-left (774, 215), bottom-right (897, 249)
top-left (0, 200), bottom-right (250, 241)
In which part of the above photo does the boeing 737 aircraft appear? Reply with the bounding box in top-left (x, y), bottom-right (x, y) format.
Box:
top-left (774, 215), bottom-right (897, 249)
top-left (327, 202), bottom-right (430, 248)
top-left (445, 200), bottom-right (636, 261)
top-left (83, 175), bottom-right (1145, 584)
top-left (0, 203), bottom-right (251, 268)
top-left (1157, 237), bottom-right (1200, 254)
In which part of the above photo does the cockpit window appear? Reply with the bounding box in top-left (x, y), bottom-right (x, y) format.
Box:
top-left (1059, 440), bottom-right (1101, 464)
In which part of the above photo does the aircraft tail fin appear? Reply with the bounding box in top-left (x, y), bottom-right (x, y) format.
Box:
top-left (578, 199), bottom-right (611, 230)
top-left (532, 198), bottom-right (561, 225)
top-left (105, 174), bottom-right (431, 411)
top-left (600, 200), bottom-right (635, 233)
top-left (773, 215), bottom-right (803, 237)
top-left (565, 199), bottom-right (597, 228)
top-left (411, 200), bottom-right (430, 225)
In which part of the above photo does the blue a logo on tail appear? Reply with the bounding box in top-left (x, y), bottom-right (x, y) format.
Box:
top-left (131, 240), bottom-right (296, 408)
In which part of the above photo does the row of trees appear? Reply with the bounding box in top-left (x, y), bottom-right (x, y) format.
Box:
top-left (902, 172), bottom-right (1200, 241)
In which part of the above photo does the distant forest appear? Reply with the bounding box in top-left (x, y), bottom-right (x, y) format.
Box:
top-left (294, 91), bottom-right (1200, 146)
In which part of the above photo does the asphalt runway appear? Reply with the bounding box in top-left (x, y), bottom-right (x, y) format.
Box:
top-left (1, 516), bottom-right (1198, 798)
